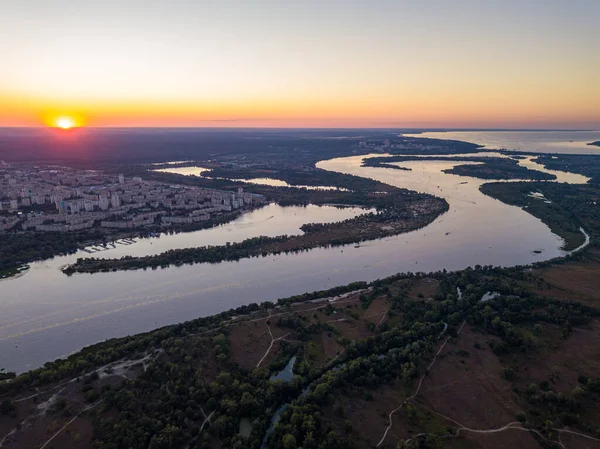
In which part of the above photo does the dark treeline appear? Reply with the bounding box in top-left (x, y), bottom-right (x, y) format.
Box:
top-left (204, 166), bottom-right (400, 191)
top-left (533, 154), bottom-right (600, 184)
top-left (0, 230), bottom-right (91, 274)
top-left (481, 182), bottom-right (600, 250)
top-left (363, 155), bottom-right (556, 180)
top-left (0, 128), bottom-right (484, 165)
top-left (444, 159), bottom-right (555, 180)
top-left (0, 211), bottom-right (242, 275)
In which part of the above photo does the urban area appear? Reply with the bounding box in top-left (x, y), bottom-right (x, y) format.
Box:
top-left (0, 162), bottom-right (265, 233)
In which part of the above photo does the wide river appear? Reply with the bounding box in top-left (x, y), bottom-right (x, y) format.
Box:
top-left (0, 150), bottom-right (590, 373)
top-left (403, 130), bottom-right (600, 155)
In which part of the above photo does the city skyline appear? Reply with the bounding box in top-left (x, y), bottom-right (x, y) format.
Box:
top-left (1, 0), bottom-right (599, 129)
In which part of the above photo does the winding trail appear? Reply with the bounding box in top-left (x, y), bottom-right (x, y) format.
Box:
top-left (1, 350), bottom-right (163, 448)
top-left (376, 320), bottom-right (466, 447)
top-left (14, 390), bottom-right (40, 403)
top-left (256, 311), bottom-right (292, 368)
top-left (567, 227), bottom-right (590, 254)
top-left (325, 347), bottom-right (346, 368)
top-left (199, 410), bottom-right (214, 433)
top-left (401, 403), bottom-right (600, 449)
top-left (39, 400), bottom-right (103, 449)
top-left (377, 310), bottom-right (389, 327)
top-left (183, 408), bottom-right (214, 449)
top-left (377, 316), bottom-right (600, 449)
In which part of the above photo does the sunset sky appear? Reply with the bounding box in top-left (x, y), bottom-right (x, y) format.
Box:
top-left (1, 0), bottom-right (598, 128)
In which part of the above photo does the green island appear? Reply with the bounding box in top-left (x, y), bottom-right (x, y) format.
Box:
top-left (63, 189), bottom-right (448, 274)
top-left (363, 155), bottom-right (556, 180)
top-left (531, 154), bottom-right (600, 184)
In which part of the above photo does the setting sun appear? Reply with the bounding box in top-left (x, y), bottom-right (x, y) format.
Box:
top-left (55, 117), bottom-right (75, 129)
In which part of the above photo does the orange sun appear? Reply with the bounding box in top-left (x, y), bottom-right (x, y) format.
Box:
top-left (55, 117), bottom-right (75, 129)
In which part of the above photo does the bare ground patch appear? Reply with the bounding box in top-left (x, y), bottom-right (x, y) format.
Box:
top-left (509, 321), bottom-right (600, 397)
top-left (525, 253), bottom-right (600, 308)
top-left (407, 278), bottom-right (440, 300)
top-left (363, 297), bottom-right (391, 325)
top-left (415, 325), bottom-right (540, 448)
top-left (228, 320), bottom-right (274, 369)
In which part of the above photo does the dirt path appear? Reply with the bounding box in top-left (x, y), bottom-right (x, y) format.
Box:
top-left (39, 400), bottom-right (103, 449)
top-left (255, 311), bottom-right (291, 368)
top-left (405, 404), bottom-right (573, 449)
top-left (377, 310), bottom-right (388, 327)
top-left (376, 320), bottom-right (466, 447)
top-left (379, 317), bottom-right (600, 449)
top-left (183, 408), bottom-right (214, 449)
top-left (325, 347), bottom-right (346, 368)
top-left (199, 410), bottom-right (214, 433)
top-left (2, 349), bottom-right (163, 448)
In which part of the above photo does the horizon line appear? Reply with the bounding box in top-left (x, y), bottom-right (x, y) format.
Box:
top-left (0, 126), bottom-right (598, 132)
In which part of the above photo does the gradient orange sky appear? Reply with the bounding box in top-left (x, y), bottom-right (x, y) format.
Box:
top-left (1, 0), bottom-right (598, 128)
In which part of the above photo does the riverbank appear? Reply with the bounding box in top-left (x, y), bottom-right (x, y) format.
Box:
top-left (4, 253), bottom-right (600, 449)
top-left (0, 265), bottom-right (28, 280)
top-left (480, 182), bottom-right (599, 251)
top-left (62, 195), bottom-right (448, 274)
top-left (0, 210), bottom-right (245, 279)
top-left (0, 151), bottom-right (576, 373)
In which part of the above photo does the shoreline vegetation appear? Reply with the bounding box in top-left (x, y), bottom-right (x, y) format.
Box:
top-left (62, 194), bottom-right (448, 274)
top-left (0, 264), bottom-right (28, 280)
top-left (363, 155), bottom-right (557, 180)
top-left (480, 182), bottom-right (600, 251)
top-left (4, 133), bottom-right (589, 279)
top-left (0, 211), bottom-right (244, 276)
top-left (3, 249), bottom-right (600, 448)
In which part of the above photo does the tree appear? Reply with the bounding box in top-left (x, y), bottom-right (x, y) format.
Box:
top-left (283, 433), bottom-right (297, 449)
top-left (0, 399), bottom-right (15, 416)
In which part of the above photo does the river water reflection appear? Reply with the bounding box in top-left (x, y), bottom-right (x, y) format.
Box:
top-left (0, 154), bottom-right (583, 373)
top-left (402, 130), bottom-right (600, 155)
top-left (81, 203), bottom-right (371, 260)
top-left (154, 165), bottom-right (347, 190)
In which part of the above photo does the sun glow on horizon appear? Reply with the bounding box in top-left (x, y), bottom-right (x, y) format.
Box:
top-left (55, 117), bottom-right (76, 129)
top-left (2, 1), bottom-right (596, 129)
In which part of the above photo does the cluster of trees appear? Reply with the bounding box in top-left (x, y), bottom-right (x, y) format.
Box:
top-left (0, 230), bottom-right (86, 273)
top-left (534, 153), bottom-right (600, 184)
top-left (0, 208), bottom-right (244, 276)
top-left (361, 160), bottom-right (411, 171)
top-left (63, 235), bottom-right (292, 274)
top-left (363, 155), bottom-right (556, 180)
top-left (444, 159), bottom-right (556, 180)
top-left (208, 166), bottom-right (397, 192)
